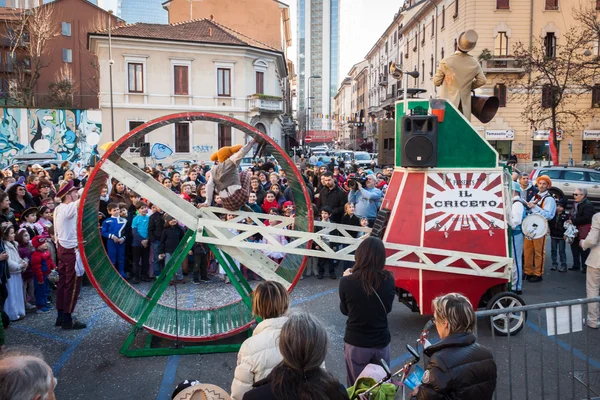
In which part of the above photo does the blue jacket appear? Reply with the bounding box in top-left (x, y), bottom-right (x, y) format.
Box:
top-left (349, 187), bottom-right (383, 219)
top-left (132, 214), bottom-right (150, 246)
top-left (101, 216), bottom-right (128, 241)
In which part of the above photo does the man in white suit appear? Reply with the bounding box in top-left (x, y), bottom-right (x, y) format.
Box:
top-left (433, 30), bottom-right (487, 121)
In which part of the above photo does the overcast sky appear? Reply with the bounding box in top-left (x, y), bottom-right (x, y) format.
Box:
top-left (287, 0), bottom-right (403, 85)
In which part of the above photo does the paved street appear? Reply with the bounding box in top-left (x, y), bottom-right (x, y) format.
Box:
top-left (5, 242), bottom-right (600, 400)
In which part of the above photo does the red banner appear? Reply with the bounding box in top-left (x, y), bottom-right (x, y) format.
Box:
top-left (306, 130), bottom-right (336, 143)
top-left (549, 128), bottom-right (559, 166)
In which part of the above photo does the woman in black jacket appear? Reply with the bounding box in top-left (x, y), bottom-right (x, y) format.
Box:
top-left (7, 183), bottom-right (36, 223)
top-left (413, 293), bottom-right (496, 400)
top-left (243, 312), bottom-right (349, 400)
top-left (339, 236), bottom-right (396, 386)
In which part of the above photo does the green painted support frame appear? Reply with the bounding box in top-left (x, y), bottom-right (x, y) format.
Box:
top-left (119, 229), bottom-right (253, 357)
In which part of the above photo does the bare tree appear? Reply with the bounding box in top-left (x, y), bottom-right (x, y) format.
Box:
top-left (509, 26), bottom-right (599, 159)
top-left (5, 5), bottom-right (59, 107)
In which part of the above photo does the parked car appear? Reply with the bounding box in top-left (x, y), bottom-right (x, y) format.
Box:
top-left (530, 166), bottom-right (600, 208)
top-left (353, 151), bottom-right (373, 169)
top-left (239, 157), bottom-right (255, 172)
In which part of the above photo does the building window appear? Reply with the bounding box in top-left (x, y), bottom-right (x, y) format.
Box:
top-left (545, 0), bottom-right (558, 10)
top-left (430, 55), bottom-right (434, 76)
top-left (454, 38), bottom-right (458, 52)
top-left (421, 60), bottom-right (425, 81)
top-left (175, 123), bottom-right (190, 153)
top-left (494, 83), bottom-right (507, 107)
top-left (454, 0), bottom-right (459, 17)
top-left (218, 124), bottom-right (232, 148)
top-left (256, 71), bottom-right (264, 94)
top-left (431, 16), bottom-right (435, 37)
top-left (497, 0), bottom-right (509, 9)
top-left (441, 6), bottom-right (445, 29)
top-left (217, 68), bottom-right (231, 96)
top-left (61, 22), bottom-right (71, 36)
top-left (128, 62), bottom-right (144, 93)
top-left (544, 32), bottom-right (556, 58)
top-left (597, 0), bottom-right (600, 10)
top-left (421, 26), bottom-right (425, 45)
top-left (441, 48), bottom-right (445, 59)
top-left (592, 84), bottom-right (600, 108)
top-left (495, 32), bottom-right (509, 56)
top-left (62, 48), bottom-right (72, 63)
top-left (129, 121), bottom-right (145, 149)
top-left (533, 141), bottom-right (551, 161)
top-left (542, 84), bottom-right (556, 108)
top-left (173, 65), bottom-right (189, 95)
top-left (394, 30), bottom-right (397, 44)
top-left (488, 141), bottom-right (511, 160)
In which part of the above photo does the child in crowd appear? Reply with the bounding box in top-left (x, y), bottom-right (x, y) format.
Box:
top-left (282, 201), bottom-right (294, 217)
top-left (19, 208), bottom-right (38, 240)
top-left (119, 202), bottom-right (133, 278)
top-left (316, 206), bottom-right (335, 280)
top-left (550, 198), bottom-right (569, 272)
top-left (149, 204), bottom-right (165, 279)
top-left (192, 242), bottom-right (209, 284)
top-left (101, 203), bottom-right (128, 278)
top-left (25, 175), bottom-right (39, 198)
top-left (15, 230), bottom-right (36, 312)
top-left (261, 191), bottom-right (279, 213)
top-left (357, 218), bottom-right (369, 238)
top-left (246, 193), bottom-right (262, 213)
top-left (46, 227), bottom-right (57, 266)
top-left (159, 214), bottom-right (186, 284)
top-left (180, 182), bottom-right (195, 202)
top-left (3, 225), bottom-right (27, 320)
top-left (34, 206), bottom-right (53, 237)
top-left (131, 201), bottom-right (151, 284)
top-left (30, 235), bottom-right (55, 313)
top-left (261, 216), bottom-right (288, 264)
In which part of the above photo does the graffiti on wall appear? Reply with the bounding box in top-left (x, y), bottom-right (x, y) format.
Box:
top-left (0, 108), bottom-right (102, 168)
top-left (192, 145), bottom-right (214, 155)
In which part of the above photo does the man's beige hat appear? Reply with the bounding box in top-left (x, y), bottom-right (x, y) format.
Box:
top-left (458, 30), bottom-right (478, 52)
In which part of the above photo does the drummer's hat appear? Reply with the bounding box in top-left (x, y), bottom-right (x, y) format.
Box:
top-left (171, 381), bottom-right (230, 400)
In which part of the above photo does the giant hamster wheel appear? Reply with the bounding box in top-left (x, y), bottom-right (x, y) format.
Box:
top-left (78, 112), bottom-right (313, 341)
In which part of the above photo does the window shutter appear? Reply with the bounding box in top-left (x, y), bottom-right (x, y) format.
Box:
top-left (494, 84), bottom-right (507, 107)
top-left (175, 123), bottom-right (190, 153)
top-left (597, 0), bottom-right (600, 10)
top-left (542, 85), bottom-right (553, 108)
top-left (592, 85), bottom-right (600, 107)
top-left (497, 0), bottom-right (509, 9)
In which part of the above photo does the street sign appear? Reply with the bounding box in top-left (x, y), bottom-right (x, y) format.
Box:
top-left (305, 136), bottom-right (313, 143)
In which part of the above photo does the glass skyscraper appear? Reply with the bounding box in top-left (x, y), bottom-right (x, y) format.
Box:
top-left (297, 0), bottom-right (340, 131)
top-left (97, 0), bottom-right (167, 23)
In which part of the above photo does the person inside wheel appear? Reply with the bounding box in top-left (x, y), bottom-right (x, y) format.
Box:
top-left (411, 293), bottom-right (497, 400)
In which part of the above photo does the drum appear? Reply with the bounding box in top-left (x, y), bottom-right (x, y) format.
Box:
top-left (521, 214), bottom-right (548, 240)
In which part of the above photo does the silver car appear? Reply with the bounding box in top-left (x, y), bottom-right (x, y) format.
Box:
top-left (530, 166), bottom-right (600, 207)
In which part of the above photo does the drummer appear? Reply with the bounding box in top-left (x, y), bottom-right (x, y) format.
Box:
top-left (523, 175), bottom-right (556, 283)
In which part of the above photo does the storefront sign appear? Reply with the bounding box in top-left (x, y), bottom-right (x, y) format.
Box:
top-left (485, 130), bottom-right (514, 140)
top-left (425, 172), bottom-right (505, 231)
top-left (583, 130), bottom-right (600, 140)
top-left (533, 130), bottom-right (563, 140)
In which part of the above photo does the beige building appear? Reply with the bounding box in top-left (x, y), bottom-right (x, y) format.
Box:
top-left (356, 0), bottom-right (600, 168)
top-left (350, 60), bottom-right (369, 150)
top-left (89, 19), bottom-right (288, 162)
top-left (333, 77), bottom-right (352, 144)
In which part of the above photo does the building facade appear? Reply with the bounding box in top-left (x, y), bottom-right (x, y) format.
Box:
top-left (297, 0), bottom-right (340, 132)
top-left (120, 0), bottom-right (166, 23)
top-left (89, 19), bottom-right (288, 162)
top-left (333, 76), bottom-right (351, 144)
top-left (0, 0), bottom-right (121, 109)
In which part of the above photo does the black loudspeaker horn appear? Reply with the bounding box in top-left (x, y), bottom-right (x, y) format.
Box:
top-left (400, 115), bottom-right (438, 168)
top-left (140, 142), bottom-right (150, 157)
top-left (471, 95), bottom-right (499, 124)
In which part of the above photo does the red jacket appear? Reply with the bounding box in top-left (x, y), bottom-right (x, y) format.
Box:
top-left (30, 249), bottom-right (56, 283)
top-left (261, 199), bottom-right (279, 213)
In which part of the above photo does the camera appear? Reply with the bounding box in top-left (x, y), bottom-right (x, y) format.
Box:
top-left (348, 176), bottom-right (367, 189)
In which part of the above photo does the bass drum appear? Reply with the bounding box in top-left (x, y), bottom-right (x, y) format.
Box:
top-left (521, 214), bottom-right (548, 240)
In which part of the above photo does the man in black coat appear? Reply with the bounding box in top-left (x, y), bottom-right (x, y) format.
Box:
top-left (148, 206), bottom-right (165, 278)
top-left (318, 171), bottom-right (347, 223)
top-left (569, 187), bottom-right (596, 272)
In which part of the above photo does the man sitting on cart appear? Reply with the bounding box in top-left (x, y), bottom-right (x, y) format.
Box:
top-left (523, 175), bottom-right (556, 283)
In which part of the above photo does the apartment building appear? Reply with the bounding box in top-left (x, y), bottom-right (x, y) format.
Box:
top-left (333, 76), bottom-right (351, 144)
top-left (359, 0), bottom-right (599, 167)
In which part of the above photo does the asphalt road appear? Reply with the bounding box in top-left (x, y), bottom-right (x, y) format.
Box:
top-left (4, 241), bottom-right (600, 400)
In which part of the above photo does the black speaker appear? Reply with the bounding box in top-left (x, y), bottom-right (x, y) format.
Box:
top-left (140, 142), bottom-right (150, 157)
top-left (400, 115), bottom-right (438, 167)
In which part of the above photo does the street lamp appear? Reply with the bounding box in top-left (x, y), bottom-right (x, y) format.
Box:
top-left (306, 75), bottom-right (321, 150)
top-left (108, 10), bottom-right (115, 142)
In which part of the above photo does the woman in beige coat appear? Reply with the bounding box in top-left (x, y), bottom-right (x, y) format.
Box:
top-left (580, 212), bottom-right (600, 329)
top-left (230, 281), bottom-right (290, 400)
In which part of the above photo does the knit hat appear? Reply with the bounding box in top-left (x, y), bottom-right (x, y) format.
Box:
top-left (164, 214), bottom-right (175, 222)
top-left (557, 197), bottom-right (568, 208)
top-left (32, 235), bottom-right (47, 249)
top-left (283, 201), bottom-right (293, 207)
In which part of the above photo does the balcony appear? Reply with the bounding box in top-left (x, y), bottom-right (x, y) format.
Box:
top-left (481, 57), bottom-right (524, 74)
top-left (379, 75), bottom-right (388, 87)
top-left (248, 94), bottom-right (283, 114)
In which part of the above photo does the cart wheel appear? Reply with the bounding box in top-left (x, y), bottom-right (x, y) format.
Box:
top-left (486, 292), bottom-right (527, 336)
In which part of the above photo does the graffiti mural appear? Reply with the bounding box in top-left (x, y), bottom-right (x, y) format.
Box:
top-left (0, 108), bottom-right (102, 168)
